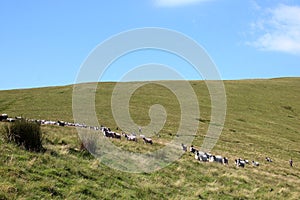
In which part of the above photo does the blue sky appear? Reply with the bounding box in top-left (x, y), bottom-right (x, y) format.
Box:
top-left (1, 0), bottom-right (300, 90)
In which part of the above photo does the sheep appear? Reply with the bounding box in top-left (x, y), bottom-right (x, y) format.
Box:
top-left (193, 151), bottom-right (209, 162)
top-left (58, 121), bottom-right (65, 126)
top-left (265, 157), bottom-right (272, 162)
top-left (252, 161), bottom-right (260, 167)
top-left (235, 159), bottom-right (246, 168)
top-left (142, 137), bottom-right (153, 144)
top-left (0, 114), bottom-right (8, 121)
top-left (213, 155), bottom-right (223, 164)
top-left (113, 132), bottom-right (121, 139)
top-left (104, 131), bottom-right (114, 138)
top-left (200, 154), bottom-right (209, 162)
top-left (6, 118), bottom-right (15, 122)
top-left (223, 157), bottom-right (229, 165)
top-left (125, 134), bottom-right (138, 142)
top-left (189, 145), bottom-right (197, 154)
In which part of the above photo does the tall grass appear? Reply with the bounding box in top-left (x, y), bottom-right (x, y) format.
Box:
top-left (1, 120), bottom-right (43, 152)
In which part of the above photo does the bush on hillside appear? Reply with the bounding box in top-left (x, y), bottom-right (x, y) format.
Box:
top-left (1, 119), bottom-right (44, 152)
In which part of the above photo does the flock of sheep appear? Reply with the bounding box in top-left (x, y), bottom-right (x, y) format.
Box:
top-left (0, 113), bottom-right (282, 168)
top-left (100, 126), bottom-right (153, 144)
top-left (182, 144), bottom-right (274, 168)
top-left (0, 114), bottom-right (154, 145)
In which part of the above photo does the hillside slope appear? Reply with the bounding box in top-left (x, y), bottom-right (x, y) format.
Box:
top-left (0, 78), bottom-right (300, 199)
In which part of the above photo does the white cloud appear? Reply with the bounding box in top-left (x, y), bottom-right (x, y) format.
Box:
top-left (250, 0), bottom-right (261, 11)
top-left (155, 0), bottom-right (210, 7)
top-left (248, 4), bottom-right (300, 55)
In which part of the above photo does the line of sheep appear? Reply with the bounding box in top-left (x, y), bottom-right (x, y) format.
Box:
top-left (100, 126), bottom-right (153, 144)
top-left (0, 113), bottom-right (89, 128)
top-left (182, 144), bottom-right (273, 168)
top-left (0, 114), bottom-right (154, 144)
top-left (1, 114), bottom-right (279, 167)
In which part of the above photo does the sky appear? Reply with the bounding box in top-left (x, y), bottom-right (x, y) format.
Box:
top-left (1, 0), bottom-right (300, 90)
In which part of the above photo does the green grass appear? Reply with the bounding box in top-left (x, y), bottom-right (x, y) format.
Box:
top-left (0, 78), bottom-right (300, 199)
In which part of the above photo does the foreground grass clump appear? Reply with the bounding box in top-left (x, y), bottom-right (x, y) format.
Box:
top-left (1, 120), bottom-right (43, 152)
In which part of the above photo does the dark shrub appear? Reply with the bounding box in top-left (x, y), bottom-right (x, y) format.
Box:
top-left (2, 119), bottom-right (44, 152)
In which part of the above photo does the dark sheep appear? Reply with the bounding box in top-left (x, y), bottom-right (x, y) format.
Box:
top-left (142, 137), bottom-right (153, 145)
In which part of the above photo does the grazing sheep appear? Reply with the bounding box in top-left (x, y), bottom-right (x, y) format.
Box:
top-left (125, 134), bottom-right (138, 142)
top-left (104, 131), bottom-right (114, 138)
top-left (196, 151), bottom-right (209, 162)
top-left (239, 160), bottom-right (246, 168)
top-left (223, 157), bottom-right (229, 165)
top-left (209, 155), bottom-right (216, 163)
top-left (0, 114), bottom-right (8, 121)
top-left (213, 155), bottom-right (223, 164)
top-left (58, 121), bottom-right (65, 126)
top-left (235, 159), bottom-right (246, 168)
top-left (142, 137), bottom-right (153, 144)
top-left (265, 157), bottom-right (272, 162)
top-left (252, 161), bottom-right (260, 167)
top-left (113, 132), bottom-right (121, 139)
top-left (189, 145), bottom-right (197, 154)
top-left (6, 118), bottom-right (16, 122)
top-left (200, 154), bottom-right (209, 162)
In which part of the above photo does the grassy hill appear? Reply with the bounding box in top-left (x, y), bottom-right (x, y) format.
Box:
top-left (0, 78), bottom-right (300, 199)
